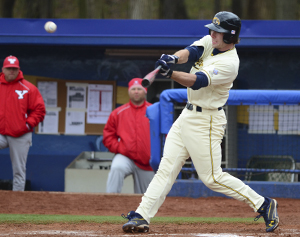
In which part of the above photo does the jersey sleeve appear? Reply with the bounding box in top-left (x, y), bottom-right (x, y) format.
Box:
top-left (185, 46), bottom-right (204, 62)
top-left (201, 60), bottom-right (239, 86)
top-left (190, 35), bottom-right (212, 59)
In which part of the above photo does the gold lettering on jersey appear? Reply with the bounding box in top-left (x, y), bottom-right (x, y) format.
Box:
top-left (193, 58), bottom-right (203, 70)
top-left (213, 17), bottom-right (220, 25)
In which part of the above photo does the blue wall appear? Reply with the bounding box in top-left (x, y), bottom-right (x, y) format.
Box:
top-left (0, 134), bottom-right (98, 191)
top-left (237, 128), bottom-right (300, 168)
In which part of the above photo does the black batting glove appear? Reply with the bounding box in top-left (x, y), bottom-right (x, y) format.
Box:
top-left (155, 59), bottom-right (173, 78)
top-left (160, 54), bottom-right (179, 64)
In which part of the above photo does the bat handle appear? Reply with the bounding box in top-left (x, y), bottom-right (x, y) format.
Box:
top-left (155, 65), bottom-right (162, 71)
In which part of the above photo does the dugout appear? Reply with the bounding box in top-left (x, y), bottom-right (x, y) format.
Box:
top-left (147, 89), bottom-right (300, 181)
top-left (0, 18), bottom-right (299, 194)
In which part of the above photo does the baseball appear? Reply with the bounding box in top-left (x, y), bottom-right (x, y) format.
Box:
top-left (44, 21), bottom-right (57, 33)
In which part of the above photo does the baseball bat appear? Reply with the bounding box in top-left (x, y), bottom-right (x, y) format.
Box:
top-left (142, 65), bottom-right (161, 88)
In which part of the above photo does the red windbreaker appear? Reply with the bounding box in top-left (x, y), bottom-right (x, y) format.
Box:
top-left (0, 71), bottom-right (46, 137)
top-left (103, 100), bottom-right (152, 171)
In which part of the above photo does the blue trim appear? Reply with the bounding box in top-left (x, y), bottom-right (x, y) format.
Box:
top-left (0, 19), bottom-right (299, 47)
top-left (190, 72), bottom-right (208, 90)
top-left (185, 45), bottom-right (204, 61)
top-left (146, 102), bottom-right (161, 172)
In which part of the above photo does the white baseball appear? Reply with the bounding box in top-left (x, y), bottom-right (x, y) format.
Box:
top-left (44, 21), bottom-right (57, 33)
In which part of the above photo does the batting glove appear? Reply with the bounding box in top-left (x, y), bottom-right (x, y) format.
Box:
top-left (155, 59), bottom-right (173, 78)
top-left (160, 54), bottom-right (179, 64)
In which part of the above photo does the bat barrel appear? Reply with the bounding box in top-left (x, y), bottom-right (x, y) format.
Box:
top-left (142, 65), bottom-right (161, 88)
top-left (142, 79), bottom-right (151, 88)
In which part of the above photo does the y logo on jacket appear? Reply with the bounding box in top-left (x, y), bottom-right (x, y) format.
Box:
top-left (15, 90), bottom-right (28, 99)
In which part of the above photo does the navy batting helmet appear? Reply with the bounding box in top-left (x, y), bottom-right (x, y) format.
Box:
top-left (205, 11), bottom-right (241, 44)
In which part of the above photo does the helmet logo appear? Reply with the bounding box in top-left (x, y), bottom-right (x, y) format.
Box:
top-left (231, 30), bottom-right (236, 35)
top-left (213, 17), bottom-right (220, 25)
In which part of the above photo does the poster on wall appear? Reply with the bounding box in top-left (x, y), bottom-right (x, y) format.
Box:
top-left (38, 108), bottom-right (60, 134)
top-left (37, 81), bottom-right (57, 107)
top-left (65, 110), bottom-right (85, 135)
top-left (66, 83), bottom-right (87, 109)
top-left (87, 84), bottom-right (113, 124)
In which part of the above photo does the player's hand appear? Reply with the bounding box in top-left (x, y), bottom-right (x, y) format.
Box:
top-left (155, 59), bottom-right (173, 78)
top-left (159, 54), bottom-right (179, 64)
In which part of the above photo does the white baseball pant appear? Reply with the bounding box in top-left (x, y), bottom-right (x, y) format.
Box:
top-left (136, 107), bottom-right (264, 223)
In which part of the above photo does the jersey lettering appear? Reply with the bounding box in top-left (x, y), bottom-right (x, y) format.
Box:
top-left (15, 90), bottom-right (28, 99)
top-left (193, 59), bottom-right (203, 70)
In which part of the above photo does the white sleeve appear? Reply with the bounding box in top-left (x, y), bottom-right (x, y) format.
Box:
top-left (201, 62), bottom-right (237, 85)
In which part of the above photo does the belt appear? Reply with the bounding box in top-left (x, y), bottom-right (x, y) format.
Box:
top-left (186, 102), bottom-right (222, 112)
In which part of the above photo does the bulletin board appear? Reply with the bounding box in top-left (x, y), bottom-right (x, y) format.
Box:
top-left (36, 79), bottom-right (116, 135)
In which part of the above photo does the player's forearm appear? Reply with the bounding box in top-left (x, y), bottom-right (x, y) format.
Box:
top-left (174, 49), bottom-right (190, 64)
top-left (170, 71), bottom-right (196, 87)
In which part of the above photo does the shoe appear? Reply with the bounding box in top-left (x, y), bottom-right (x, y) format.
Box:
top-left (254, 197), bottom-right (279, 232)
top-left (121, 211), bottom-right (149, 233)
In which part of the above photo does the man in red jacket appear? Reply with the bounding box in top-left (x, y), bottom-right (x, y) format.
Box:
top-left (0, 55), bottom-right (46, 191)
top-left (103, 78), bottom-right (154, 194)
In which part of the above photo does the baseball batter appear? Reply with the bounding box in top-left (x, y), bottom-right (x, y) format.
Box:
top-left (122, 11), bottom-right (279, 233)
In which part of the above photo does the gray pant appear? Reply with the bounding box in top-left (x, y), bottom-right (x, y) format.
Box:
top-left (0, 133), bottom-right (32, 191)
top-left (106, 153), bottom-right (154, 194)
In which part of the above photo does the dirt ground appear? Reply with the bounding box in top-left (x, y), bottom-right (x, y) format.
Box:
top-left (0, 190), bottom-right (299, 237)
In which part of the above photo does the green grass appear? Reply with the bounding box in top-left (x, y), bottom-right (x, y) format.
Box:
top-left (0, 213), bottom-right (262, 225)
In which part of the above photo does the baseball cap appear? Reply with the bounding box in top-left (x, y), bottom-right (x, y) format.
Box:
top-left (128, 78), bottom-right (147, 93)
top-left (3, 55), bottom-right (20, 68)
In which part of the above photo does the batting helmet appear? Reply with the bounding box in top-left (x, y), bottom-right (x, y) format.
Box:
top-left (205, 11), bottom-right (241, 44)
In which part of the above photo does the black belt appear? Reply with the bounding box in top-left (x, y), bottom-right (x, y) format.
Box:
top-left (186, 102), bottom-right (222, 112)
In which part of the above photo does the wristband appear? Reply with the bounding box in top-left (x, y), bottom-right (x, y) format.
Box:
top-left (166, 69), bottom-right (173, 78)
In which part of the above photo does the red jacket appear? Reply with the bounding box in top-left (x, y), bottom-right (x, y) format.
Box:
top-left (103, 100), bottom-right (152, 171)
top-left (0, 71), bottom-right (46, 137)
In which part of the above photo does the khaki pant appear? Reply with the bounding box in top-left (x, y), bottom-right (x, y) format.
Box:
top-left (0, 132), bottom-right (32, 191)
top-left (106, 153), bottom-right (154, 194)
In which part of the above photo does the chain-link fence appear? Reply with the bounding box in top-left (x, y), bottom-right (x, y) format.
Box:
top-left (179, 104), bottom-right (300, 182)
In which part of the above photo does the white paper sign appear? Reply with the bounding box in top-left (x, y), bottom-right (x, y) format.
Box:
top-left (66, 84), bottom-right (87, 109)
top-left (37, 81), bottom-right (57, 107)
top-left (87, 84), bottom-right (113, 124)
top-left (38, 108), bottom-right (60, 134)
top-left (65, 111), bottom-right (85, 135)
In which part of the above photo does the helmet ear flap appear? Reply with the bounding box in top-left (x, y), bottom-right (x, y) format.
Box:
top-left (223, 32), bottom-right (239, 44)
top-left (209, 29), bottom-right (232, 44)
top-left (223, 33), bottom-right (232, 44)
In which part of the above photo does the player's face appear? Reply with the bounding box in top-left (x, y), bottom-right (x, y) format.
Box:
top-left (210, 30), bottom-right (228, 50)
top-left (2, 67), bottom-right (19, 82)
top-left (129, 86), bottom-right (146, 105)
